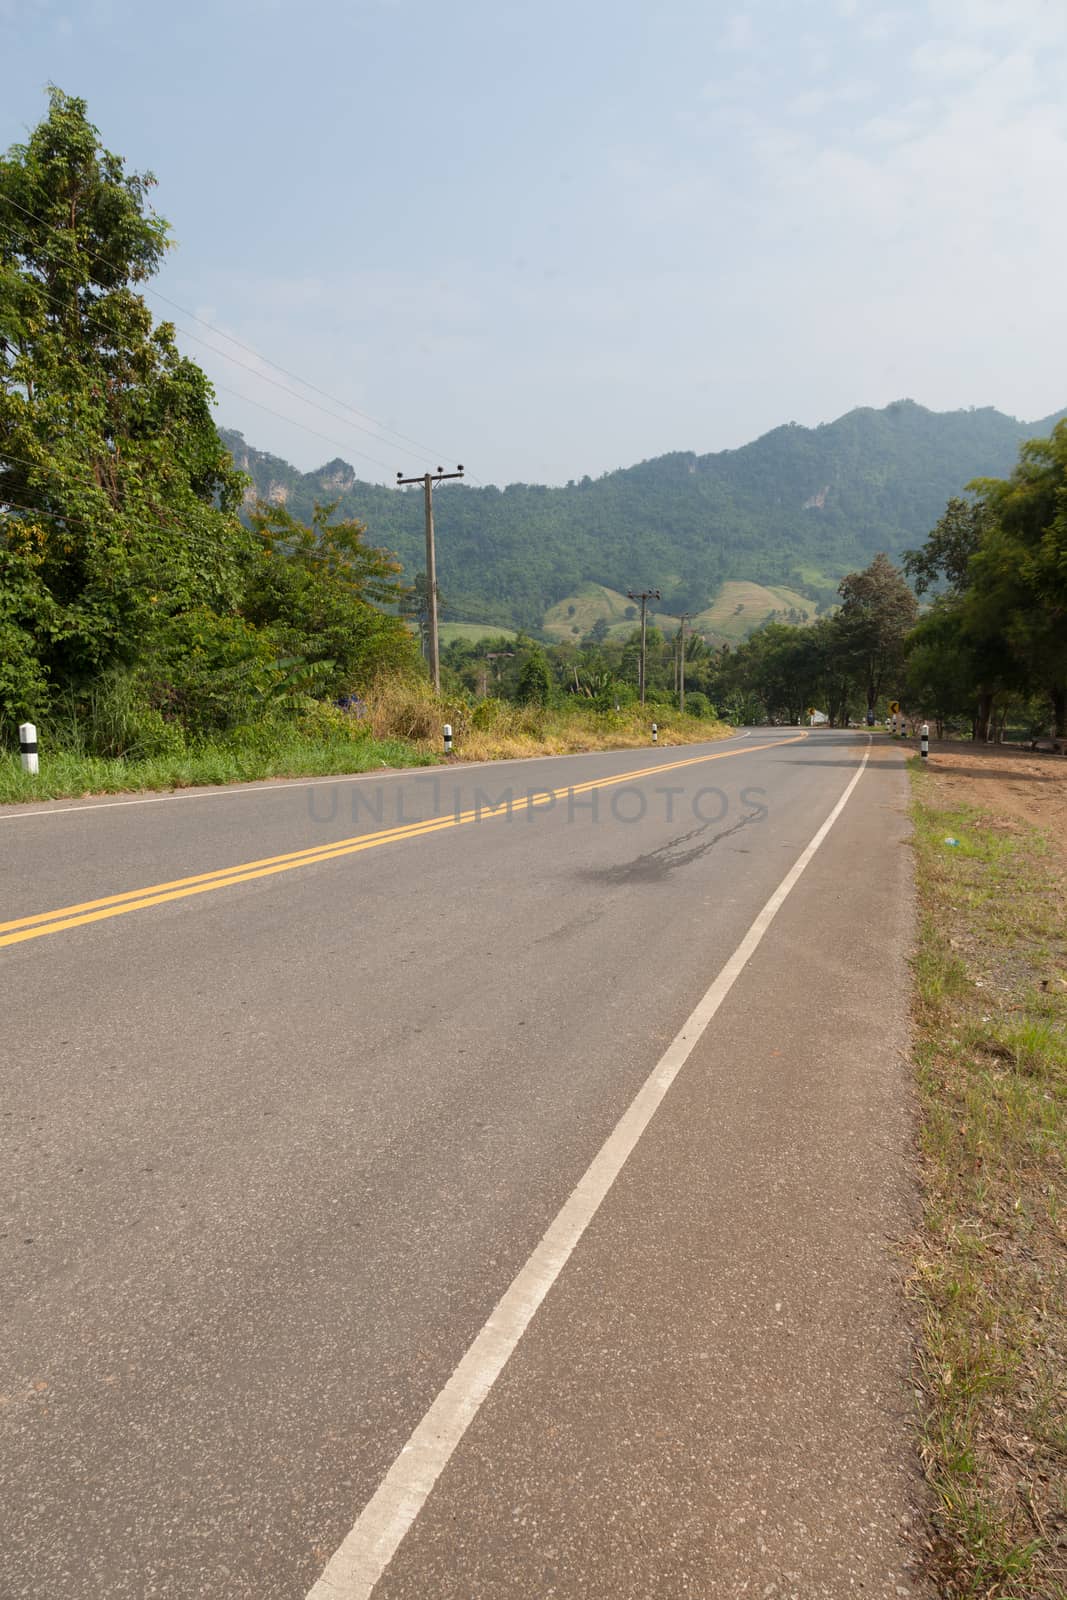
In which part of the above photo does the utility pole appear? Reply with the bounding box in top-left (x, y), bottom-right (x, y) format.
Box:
top-left (627, 588), bottom-right (660, 706)
top-left (678, 613), bottom-right (690, 715)
top-left (396, 464), bottom-right (464, 693)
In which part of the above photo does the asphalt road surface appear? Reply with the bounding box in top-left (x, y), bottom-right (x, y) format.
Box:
top-left (1, 729), bottom-right (923, 1598)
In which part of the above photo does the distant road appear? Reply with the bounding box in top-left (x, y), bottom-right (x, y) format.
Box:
top-left (1, 731), bottom-right (920, 1598)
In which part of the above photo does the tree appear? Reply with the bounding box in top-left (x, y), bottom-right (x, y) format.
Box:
top-left (906, 427), bottom-right (1067, 740)
top-left (243, 500), bottom-right (417, 691)
top-left (970, 423), bottom-right (1067, 736)
top-left (516, 651), bottom-right (552, 706)
top-left (0, 89), bottom-right (250, 731)
top-left (903, 603), bottom-right (977, 737)
top-left (835, 553), bottom-right (918, 723)
top-left (903, 497), bottom-right (992, 595)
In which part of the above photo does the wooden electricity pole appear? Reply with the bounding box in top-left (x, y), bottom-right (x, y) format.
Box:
top-left (627, 588), bottom-right (660, 706)
top-left (396, 464), bottom-right (464, 692)
top-left (678, 613), bottom-right (690, 715)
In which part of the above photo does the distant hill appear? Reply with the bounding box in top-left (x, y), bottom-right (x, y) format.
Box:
top-left (692, 581), bottom-right (817, 640)
top-left (542, 583), bottom-right (680, 642)
top-left (220, 400), bottom-right (1065, 633)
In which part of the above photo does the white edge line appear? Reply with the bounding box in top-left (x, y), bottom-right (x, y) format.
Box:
top-left (0, 731), bottom-right (757, 823)
top-left (305, 734), bottom-right (871, 1600)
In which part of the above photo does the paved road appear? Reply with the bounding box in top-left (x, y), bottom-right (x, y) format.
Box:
top-left (1, 730), bottom-right (922, 1598)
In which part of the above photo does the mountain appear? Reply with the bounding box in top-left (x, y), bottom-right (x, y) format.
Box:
top-left (220, 400), bottom-right (1066, 632)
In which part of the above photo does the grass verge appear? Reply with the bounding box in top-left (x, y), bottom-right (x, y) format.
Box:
top-left (909, 761), bottom-right (1067, 1597)
top-left (361, 680), bottom-right (730, 763)
top-left (0, 731), bottom-right (432, 804)
top-left (1, 687), bottom-right (731, 805)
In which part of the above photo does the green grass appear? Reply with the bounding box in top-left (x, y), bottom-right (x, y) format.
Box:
top-left (908, 765), bottom-right (1067, 1597)
top-left (438, 622), bottom-right (519, 646)
top-left (0, 732), bottom-right (433, 804)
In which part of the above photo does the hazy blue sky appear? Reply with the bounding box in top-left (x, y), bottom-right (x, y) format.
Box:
top-left (4, 0), bottom-right (1066, 484)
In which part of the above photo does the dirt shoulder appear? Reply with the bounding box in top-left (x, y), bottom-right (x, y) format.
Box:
top-left (907, 740), bottom-right (1067, 1598)
top-left (920, 742), bottom-right (1067, 878)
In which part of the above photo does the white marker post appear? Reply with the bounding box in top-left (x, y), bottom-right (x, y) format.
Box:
top-left (443, 723), bottom-right (453, 756)
top-left (921, 721), bottom-right (929, 760)
top-left (651, 722), bottom-right (658, 744)
top-left (19, 722), bottom-right (39, 776)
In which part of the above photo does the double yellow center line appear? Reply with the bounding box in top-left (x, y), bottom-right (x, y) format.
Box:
top-left (1, 736), bottom-right (804, 950)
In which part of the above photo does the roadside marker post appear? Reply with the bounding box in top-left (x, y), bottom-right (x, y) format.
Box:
top-left (443, 723), bottom-right (453, 756)
top-left (652, 722), bottom-right (658, 744)
top-left (19, 722), bottom-right (39, 776)
top-left (921, 722), bottom-right (929, 760)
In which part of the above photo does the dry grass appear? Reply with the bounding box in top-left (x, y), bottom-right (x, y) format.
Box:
top-left (361, 678), bottom-right (729, 761)
top-left (691, 579), bottom-right (815, 640)
top-left (1, 686), bottom-right (729, 806)
top-left (541, 582), bottom-right (680, 641)
top-left (908, 762), bottom-right (1067, 1597)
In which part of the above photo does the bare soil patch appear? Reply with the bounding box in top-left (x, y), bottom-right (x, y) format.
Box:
top-left (923, 742), bottom-right (1067, 877)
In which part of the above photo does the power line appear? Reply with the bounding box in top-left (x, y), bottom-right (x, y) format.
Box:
top-left (209, 379), bottom-right (396, 473)
top-left (0, 226), bottom-right (400, 477)
top-left (1, 190), bottom-right (472, 474)
top-left (0, 220), bottom-right (397, 475)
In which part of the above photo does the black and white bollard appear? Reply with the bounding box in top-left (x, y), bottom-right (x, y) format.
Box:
top-left (443, 723), bottom-right (453, 756)
top-left (651, 722), bottom-right (658, 744)
top-left (19, 721), bottom-right (39, 776)
top-left (921, 721), bottom-right (929, 760)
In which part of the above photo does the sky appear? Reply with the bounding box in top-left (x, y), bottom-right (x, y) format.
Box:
top-left (4, 0), bottom-right (1067, 486)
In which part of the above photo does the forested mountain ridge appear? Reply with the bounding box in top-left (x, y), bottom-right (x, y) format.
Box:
top-left (221, 400), bottom-right (1066, 632)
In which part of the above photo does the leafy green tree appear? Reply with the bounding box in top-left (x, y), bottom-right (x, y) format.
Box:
top-left (243, 499), bottom-right (416, 691)
top-left (970, 423), bottom-right (1067, 735)
top-left (907, 427), bottom-right (1067, 738)
top-left (0, 88), bottom-right (250, 732)
top-left (516, 651), bottom-right (552, 706)
top-left (903, 602), bottom-right (977, 736)
top-left (903, 497), bottom-right (992, 595)
top-left (904, 496), bottom-right (1014, 739)
top-left (835, 553), bottom-right (917, 722)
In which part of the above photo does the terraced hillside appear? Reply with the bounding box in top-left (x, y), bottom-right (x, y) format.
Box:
top-left (543, 584), bottom-right (680, 641)
top-left (691, 582), bottom-right (817, 642)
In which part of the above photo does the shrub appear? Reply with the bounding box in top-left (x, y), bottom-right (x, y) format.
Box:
top-left (516, 654), bottom-right (552, 706)
top-left (471, 697), bottom-right (511, 731)
top-left (294, 700), bottom-right (372, 744)
top-left (47, 670), bottom-right (186, 759)
top-left (363, 677), bottom-right (472, 746)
